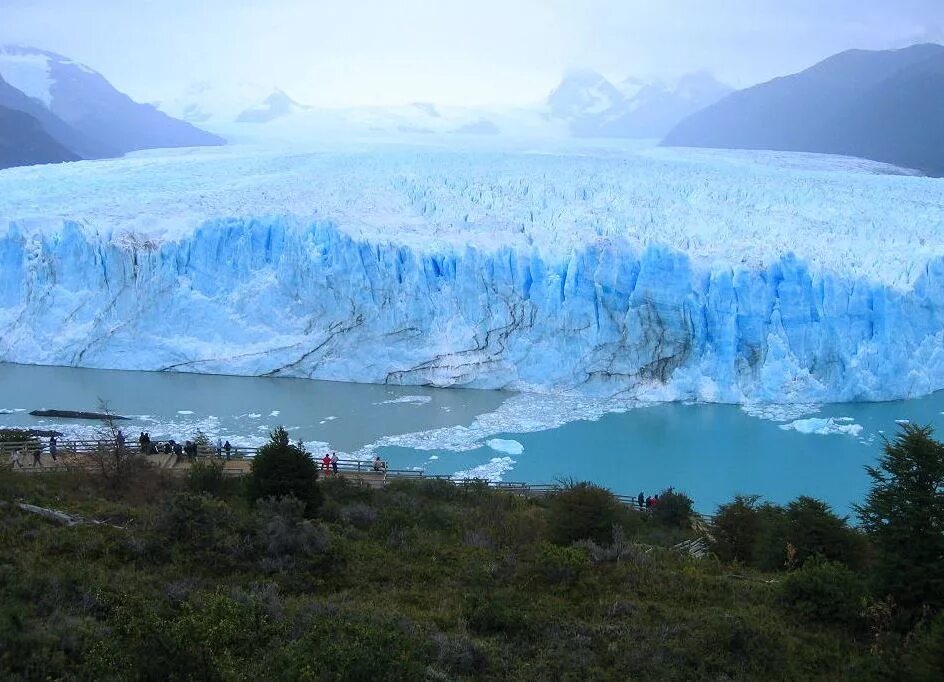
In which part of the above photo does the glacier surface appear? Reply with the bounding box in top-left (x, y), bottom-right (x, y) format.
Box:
top-left (2, 143), bottom-right (944, 403)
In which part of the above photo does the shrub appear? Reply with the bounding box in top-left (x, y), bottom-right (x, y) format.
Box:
top-left (246, 427), bottom-right (321, 516)
top-left (574, 525), bottom-right (649, 565)
top-left (463, 592), bottom-right (527, 634)
top-left (651, 489), bottom-right (695, 527)
top-left (276, 612), bottom-right (429, 680)
top-left (430, 631), bottom-right (487, 677)
top-left (186, 459), bottom-right (226, 496)
top-left (901, 611), bottom-right (944, 680)
top-left (780, 559), bottom-right (866, 626)
top-left (339, 503), bottom-right (379, 528)
top-left (152, 492), bottom-right (242, 559)
top-left (532, 542), bottom-right (589, 586)
top-left (254, 496), bottom-right (330, 572)
top-left (547, 482), bottom-right (622, 545)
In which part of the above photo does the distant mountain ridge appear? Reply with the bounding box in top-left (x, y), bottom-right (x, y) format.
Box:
top-left (547, 69), bottom-right (733, 139)
top-left (662, 43), bottom-right (944, 176)
top-left (0, 45), bottom-right (224, 170)
top-left (0, 104), bottom-right (78, 169)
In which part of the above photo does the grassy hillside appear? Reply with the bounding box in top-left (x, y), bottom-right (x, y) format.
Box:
top-left (0, 429), bottom-right (941, 680)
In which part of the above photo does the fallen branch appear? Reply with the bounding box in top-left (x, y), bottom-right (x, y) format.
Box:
top-left (16, 502), bottom-right (126, 529)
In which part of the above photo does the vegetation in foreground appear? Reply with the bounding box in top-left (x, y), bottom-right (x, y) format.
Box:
top-left (0, 425), bottom-right (942, 680)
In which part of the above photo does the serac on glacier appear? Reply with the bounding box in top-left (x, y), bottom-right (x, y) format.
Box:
top-left (1, 144), bottom-right (943, 403)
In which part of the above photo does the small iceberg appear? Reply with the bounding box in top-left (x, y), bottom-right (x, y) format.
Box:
top-left (485, 438), bottom-right (524, 455)
top-left (779, 417), bottom-right (863, 437)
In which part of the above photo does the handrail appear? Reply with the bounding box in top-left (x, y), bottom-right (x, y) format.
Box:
top-left (2, 440), bottom-right (688, 515)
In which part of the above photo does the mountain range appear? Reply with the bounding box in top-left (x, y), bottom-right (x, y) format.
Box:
top-left (546, 69), bottom-right (733, 139)
top-left (663, 43), bottom-right (944, 176)
top-left (0, 45), bottom-right (223, 170)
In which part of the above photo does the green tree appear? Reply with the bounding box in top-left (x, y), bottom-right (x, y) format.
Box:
top-left (785, 496), bottom-right (862, 569)
top-left (856, 424), bottom-right (944, 617)
top-left (712, 495), bottom-right (764, 564)
top-left (247, 427), bottom-right (322, 515)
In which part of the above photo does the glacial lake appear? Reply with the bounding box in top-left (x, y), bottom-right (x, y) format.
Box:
top-left (3, 362), bottom-right (944, 516)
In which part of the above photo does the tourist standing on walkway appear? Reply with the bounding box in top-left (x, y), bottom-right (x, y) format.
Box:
top-left (637, 492), bottom-right (645, 511)
top-left (322, 452), bottom-right (331, 474)
top-left (223, 441), bottom-right (232, 460)
top-left (216, 438), bottom-right (223, 458)
top-left (9, 449), bottom-right (23, 469)
top-left (49, 436), bottom-right (58, 462)
top-left (116, 430), bottom-right (125, 450)
top-left (31, 445), bottom-right (42, 467)
top-left (331, 451), bottom-right (339, 474)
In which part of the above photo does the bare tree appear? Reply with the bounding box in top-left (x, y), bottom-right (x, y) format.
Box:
top-left (75, 400), bottom-right (137, 495)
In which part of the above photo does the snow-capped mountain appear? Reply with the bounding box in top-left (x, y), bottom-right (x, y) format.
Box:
top-left (0, 45), bottom-right (224, 157)
top-left (546, 69), bottom-right (624, 119)
top-left (235, 88), bottom-right (311, 123)
top-left (0, 72), bottom-right (101, 160)
top-left (161, 84), bottom-right (533, 141)
top-left (547, 69), bottom-right (733, 139)
top-left (162, 81), bottom-right (308, 126)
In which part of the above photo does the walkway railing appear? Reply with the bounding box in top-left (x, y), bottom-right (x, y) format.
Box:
top-left (1, 439), bottom-right (667, 514)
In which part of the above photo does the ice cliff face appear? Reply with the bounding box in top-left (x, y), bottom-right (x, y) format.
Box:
top-left (2, 144), bottom-right (944, 403)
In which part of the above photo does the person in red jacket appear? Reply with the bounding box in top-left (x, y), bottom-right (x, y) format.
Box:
top-left (322, 452), bottom-right (332, 474)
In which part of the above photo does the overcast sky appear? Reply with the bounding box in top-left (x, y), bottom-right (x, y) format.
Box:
top-left (2, 0), bottom-right (942, 107)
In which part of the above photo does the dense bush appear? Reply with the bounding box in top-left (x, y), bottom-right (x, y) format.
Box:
top-left (185, 458), bottom-right (226, 496)
top-left (246, 427), bottom-right (321, 515)
top-left (546, 482), bottom-right (622, 545)
top-left (901, 612), bottom-right (944, 680)
top-left (651, 488), bottom-right (695, 527)
top-left (780, 559), bottom-right (866, 626)
top-left (254, 496), bottom-right (330, 572)
top-left (532, 541), bottom-right (589, 586)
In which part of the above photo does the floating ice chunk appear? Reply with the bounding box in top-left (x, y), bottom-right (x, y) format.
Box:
top-left (177, 410), bottom-right (194, 415)
top-left (269, 410), bottom-right (280, 416)
top-left (485, 438), bottom-right (524, 455)
top-left (248, 413), bottom-right (262, 418)
top-left (452, 456), bottom-right (516, 482)
top-left (428, 455), bottom-right (439, 460)
top-left (895, 419), bottom-right (910, 424)
top-left (377, 395), bottom-right (433, 405)
top-left (325, 416), bottom-right (337, 421)
top-left (779, 417), bottom-right (863, 437)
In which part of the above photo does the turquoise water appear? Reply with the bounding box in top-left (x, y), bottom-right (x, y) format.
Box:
top-left (3, 363), bottom-right (944, 516)
top-left (381, 397), bottom-right (944, 516)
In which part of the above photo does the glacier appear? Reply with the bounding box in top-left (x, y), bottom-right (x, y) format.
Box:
top-left (2, 143), bottom-right (944, 403)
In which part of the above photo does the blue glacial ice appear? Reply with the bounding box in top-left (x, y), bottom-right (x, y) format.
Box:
top-left (2, 144), bottom-right (944, 403)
